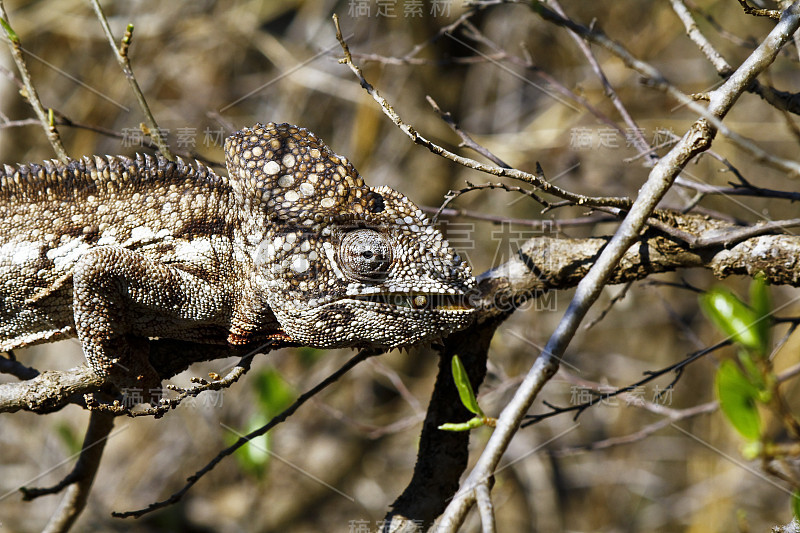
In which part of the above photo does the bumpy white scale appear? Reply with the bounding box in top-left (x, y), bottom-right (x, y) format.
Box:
top-left (225, 123), bottom-right (476, 349)
top-left (0, 122), bottom-right (476, 401)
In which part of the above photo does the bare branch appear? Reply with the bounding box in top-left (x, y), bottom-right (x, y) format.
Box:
top-left (550, 331), bottom-right (800, 457)
top-left (475, 228), bottom-right (800, 319)
top-left (26, 412), bottom-right (115, 533)
top-left (670, 0), bottom-right (733, 75)
top-left (550, 401), bottom-right (717, 457)
top-left (128, 352), bottom-right (257, 419)
top-left (438, 4), bottom-right (800, 527)
top-left (425, 205), bottom-right (617, 228)
top-left (673, 0), bottom-right (800, 116)
top-left (675, 176), bottom-right (800, 202)
top-left (425, 95), bottom-right (511, 168)
top-left (530, 1), bottom-right (800, 177)
top-left (738, 0), bottom-right (782, 20)
top-left (333, 14), bottom-right (632, 210)
top-left (435, 181), bottom-right (549, 224)
top-left (583, 281), bottom-right (633, 330)
top-left (548, 0), bottom-right (653, 160)
top-left (0, 340), bottom-right (257, 414)
top-left (522, 340), bottom-right (729, 425)
top-left (113, 348), bottom-right (383, 519)
top-left (88, 0), bottom-right (174, 160)
top-left (450, 19), bottom-right (630, 138)
top-left (0, 365), bottom-right (104, 414)
top-left (475, 483), bottom-right (496, 533)
top-left (0, 351), bottom-right (38, 380)
top-left (683, 0), bottom-right (759, 48)
top-left (648, 216), bottom-right (800, 249)
top-left (0, 3), bottom-right (68, 162)
top-left (748, 82), bottom-right (800, 115)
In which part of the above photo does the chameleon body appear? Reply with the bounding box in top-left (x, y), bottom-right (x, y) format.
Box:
top-left (0, 122), bottom-right (475, 396)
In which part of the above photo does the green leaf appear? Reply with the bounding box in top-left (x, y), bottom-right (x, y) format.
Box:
top-left (253, 369), bottom-right (295, 417)
top-left (55, 423), bottom-right (82, 456)
top-left (226, 416), bottom-right (271, 478)
top-left (439, 417), bottom-right (485, 432)
top-left (740, 440), bottom-right (762, 461)
top-left (749, 274), bottom-right (771, 357)
top-left (226, 369), bottom-right (295, 479)
top-left (451, 355), bottom-right (483, 417)
top-left (701, 288), bottom-right (761, 352)
top-left (716, 360), bottom-right (761, 441)
top-left (737, 350), bottom-right (764, 391)
top-left (298, 346), bottom-right (325, 367)
top-left (793, 490), bottom-right (800, 520)
top-left (0, 17), bottom-right (19, 44)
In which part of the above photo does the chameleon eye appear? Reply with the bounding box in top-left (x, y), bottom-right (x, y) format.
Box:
top-left (339, 229), bottom-right (392, 281)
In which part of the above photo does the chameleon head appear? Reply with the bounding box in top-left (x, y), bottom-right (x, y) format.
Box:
top-left (225, 122), bottom-right (476, 349)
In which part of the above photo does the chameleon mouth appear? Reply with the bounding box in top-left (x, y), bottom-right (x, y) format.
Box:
top-left (355, 292), bottom-right (473, 311)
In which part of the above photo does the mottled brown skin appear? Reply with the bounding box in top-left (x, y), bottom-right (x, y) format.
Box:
top-left (0, 123), bottom-right (475, 401)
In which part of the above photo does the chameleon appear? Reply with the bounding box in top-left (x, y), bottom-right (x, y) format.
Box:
top-left (0, 122), bottom-right (475, 401)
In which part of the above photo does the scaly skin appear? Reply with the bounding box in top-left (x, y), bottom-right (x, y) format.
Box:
top-left (0, 122), bottom-right (475, 398)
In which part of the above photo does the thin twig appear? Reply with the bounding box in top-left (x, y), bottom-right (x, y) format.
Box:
top-left (395, 0), bottom-right (503, 62)
top-left (583, 281), bottom-right (633, 330)
top-left (426, 95), bottom-right (511, 168)
top-left (648, 216), bottom-right (800, 249)
top-left (333, 15), bottom-right (632, 211)
top-left (452, 19), bottom-right (629, 145)
top-left (529, 1), bottom-right (800, 177)
top-left (737, 0), bottom-right (782, 20)
top-left (113, 348), bottom-right (383, 519)
top-left (35, 412), bottom-right (115, 533)
top-left (311, 400), bottom-right (425, 439)
top-left (369, 359), bottom-right (424, 414)
top-left (550, 401), bottom-right (717, 457)
top-left (551, 328), bottom-right (800, 457)
top-left (351, 51), bottom-right (505, 66)
top-left (675, 176), bottom-right (800, 202)
top-left (0, 3), bottom-right (68, 162)
top-left (548, 0), bottom-right (654, 161)
top-left (89, 0), bottom-right (174, 160)
top-left (435, 181), bottom-right (548, 224)
top-left (424, 205), bottom-right (617, 228)
top-left (674, 0), bottom-right (800, 117)
top-left (670, 0), bottom-right (733, 75)
top-left (684, 0), bottom-right (759, 48)
top-left (522, 339), bottom-right (729, 425)
top-left (53, 112), bottom-right (222, 168)
top-left (128, 353), bottom-right (257, 418)
top-left (438, 4), bottom-right (800, 527)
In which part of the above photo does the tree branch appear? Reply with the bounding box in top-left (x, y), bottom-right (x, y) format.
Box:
top-left (0, 340), bottom-right (257, 414)
top-left (333, 14), bottom-right (632, 211)
top-left (89, 0), bottom-right (174, 160)
top-left (0, 2), bottom-right (68, 162)
top-left (384, 320), bottom-right (500, 531)
top-left (530, 0), bottom-right (800, 177)
top-left (4, 212), bottom-right (799, 417)
top-left (113, 348), bottom-right (384, 519)
top-left (31, 412), bottom-right (115, 533)
top-left (438, 3), bottom-right (800, 527)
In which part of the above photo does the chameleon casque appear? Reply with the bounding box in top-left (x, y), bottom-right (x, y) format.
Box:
top-left (0, 122), bottom-right (475, 399)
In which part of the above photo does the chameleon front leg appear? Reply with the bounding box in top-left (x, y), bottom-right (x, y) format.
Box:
top-left (72, 245), bottom-right (227, 402)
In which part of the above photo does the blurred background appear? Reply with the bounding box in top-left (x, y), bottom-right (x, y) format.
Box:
top-left (0, 0), bottom-right (799, 531)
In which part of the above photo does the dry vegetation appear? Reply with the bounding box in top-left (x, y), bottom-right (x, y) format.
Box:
top-left (1, 0), bottom-right (800, 532)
